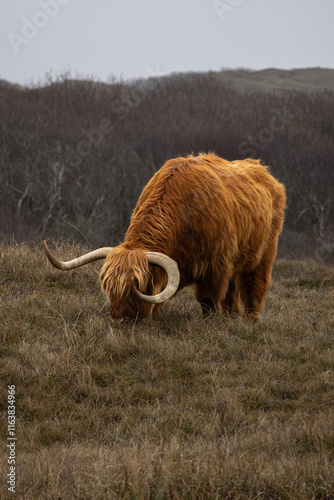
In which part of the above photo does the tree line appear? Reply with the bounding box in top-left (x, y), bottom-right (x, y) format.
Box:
top-left (1, 71), bottom-right (333, 263)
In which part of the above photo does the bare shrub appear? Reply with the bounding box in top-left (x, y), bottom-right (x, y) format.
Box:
top-left (1, 73), bottom-right (333, 263)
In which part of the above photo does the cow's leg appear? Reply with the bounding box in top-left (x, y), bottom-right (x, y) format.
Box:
top-left (221, 274), bottom-right (241, 316)
top-left (239, 245), bottom-right (276, 323)
top-left (195, 274), bottom-right (229, 316)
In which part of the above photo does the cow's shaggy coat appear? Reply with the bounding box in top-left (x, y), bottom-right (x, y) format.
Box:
top-left (100, 153), bottom-right (286, 322)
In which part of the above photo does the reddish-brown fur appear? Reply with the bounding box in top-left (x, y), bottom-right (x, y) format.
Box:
top-left (100, 153), bottom-right (286, 322)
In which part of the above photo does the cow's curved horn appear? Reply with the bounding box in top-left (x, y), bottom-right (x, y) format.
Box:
top-left (134, 252), bottom-right (180, 304)
top-left (43, 240), bottom-right (114, 270)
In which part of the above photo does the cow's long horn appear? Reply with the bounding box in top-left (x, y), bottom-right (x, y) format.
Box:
top-left (43, 240), bottom-right (114, 270)
top-left (134, 252), bottom-right (180, 304)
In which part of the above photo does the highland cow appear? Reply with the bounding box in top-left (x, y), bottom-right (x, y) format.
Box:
top-left (43, 153), bottom-right (286, 322)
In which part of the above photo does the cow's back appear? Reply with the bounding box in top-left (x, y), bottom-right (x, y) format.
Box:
top-left (126, 154), bottom-right (285, 278)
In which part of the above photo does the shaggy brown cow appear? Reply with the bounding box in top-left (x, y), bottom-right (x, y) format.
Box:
top-left (43, 153), bottom-right (286, 322)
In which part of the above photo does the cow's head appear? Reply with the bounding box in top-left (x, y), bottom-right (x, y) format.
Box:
top-left (43, 241), bottom-right (180, 322)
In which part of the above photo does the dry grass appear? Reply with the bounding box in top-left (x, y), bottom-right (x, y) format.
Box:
top-left (1, 241), bottom-right (334, 499)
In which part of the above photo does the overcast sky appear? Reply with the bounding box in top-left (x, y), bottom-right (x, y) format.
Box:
top-left (1, 0), bottom-right (334, 85)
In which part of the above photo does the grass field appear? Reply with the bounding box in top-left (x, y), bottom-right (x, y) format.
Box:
top-left (1, 241), bottom-right (334, 499)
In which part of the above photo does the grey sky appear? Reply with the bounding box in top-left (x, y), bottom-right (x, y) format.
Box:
top-left (1, 0), bottom-right (334, 85)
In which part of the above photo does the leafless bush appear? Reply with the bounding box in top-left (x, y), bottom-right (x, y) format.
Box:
top-left (1, 73), bottom-right (333, 262)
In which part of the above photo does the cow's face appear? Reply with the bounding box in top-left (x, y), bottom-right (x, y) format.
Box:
top-left (109, 291), bottom-right (153, 322)
top-left (100, 247), bottom-right (154, 322)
